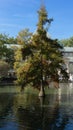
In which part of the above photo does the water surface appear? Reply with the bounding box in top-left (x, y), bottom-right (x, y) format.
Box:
top-left (0, 83), bottom-right (73, 130)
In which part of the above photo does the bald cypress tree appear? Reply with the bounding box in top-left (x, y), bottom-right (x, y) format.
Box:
top-left (14, 6), bottom-right (68, 96)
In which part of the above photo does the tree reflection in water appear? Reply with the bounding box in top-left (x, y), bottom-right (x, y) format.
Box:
top-left (0, 83), bottom-right (73, 130)
top-left (13, 84), bottom-right (70, 130)
top-left (14, 94), bottom-right (60, 130)
top-left (0, 93), bottom-right (14, 128)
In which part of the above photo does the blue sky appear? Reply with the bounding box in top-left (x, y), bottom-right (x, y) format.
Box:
top-left (0, 0), bottom-right (73, 40)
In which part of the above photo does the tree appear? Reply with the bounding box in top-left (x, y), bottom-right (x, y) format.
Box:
top-left (14, 6), bottom-right (69, 96)
top-left (0, 34), bottom-right (8, 59)
top-left (0, 33), bottom-right (17, 68)
top-left (60, 36), bottom-right (73, 47)
top-left (16, 28), bottom-right (32, 45)
top-left (14, 29), bottom-right (32, 86)
top-left (0, 60), bottom-right (9, 78)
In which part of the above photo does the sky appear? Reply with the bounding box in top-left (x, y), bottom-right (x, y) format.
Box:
top-left (0, 0), bottom-right (73, 40)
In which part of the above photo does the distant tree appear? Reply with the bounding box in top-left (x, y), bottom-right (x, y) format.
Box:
top-left (14, 28), bottom-right (32, 66)
top-left (60, 36), bottom-right (73, 47)
top-left (0, 34), bottom-right (8, 59)
top-left (14, 6), bottom-right (69, 96)
top-left (16, 28), bottom-right (32, 45)
top-left (0, 60), bottom-right (9, 78)
top-left (0, 33), bottom-right (17, 68)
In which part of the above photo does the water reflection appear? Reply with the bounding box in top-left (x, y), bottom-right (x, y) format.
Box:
top-left (13, 93), bottom-right (59, 130)
top-left (0, 93), bottom-right (14, 128)
top-left (0, 83), bottom-right (73, 130)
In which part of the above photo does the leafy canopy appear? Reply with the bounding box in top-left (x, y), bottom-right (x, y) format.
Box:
top-left (14, 6), bottom-right (68, 88)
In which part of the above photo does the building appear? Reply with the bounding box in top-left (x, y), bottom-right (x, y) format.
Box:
top-left (63, 47), bottom-right (73, 74)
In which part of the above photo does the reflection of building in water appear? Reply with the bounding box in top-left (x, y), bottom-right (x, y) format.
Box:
top-left (69, 83), bottom-right (73, 95)
top-left (69, 74), bottom-right (73, 81)
top-left (62, 47), bottom-right (73, 75)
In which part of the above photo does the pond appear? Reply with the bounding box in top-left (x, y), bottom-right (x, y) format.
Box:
top-left (0, 83), bottom-right (73, 130)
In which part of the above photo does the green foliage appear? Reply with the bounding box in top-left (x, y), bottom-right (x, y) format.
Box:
top-left (14, 6), bottom-right (68, 89)
top-left (17, 29), bottom-right (32, 45)
top-left (60, 36), bottom-right (73, 47)
top-left (0, 33), bottom-right (17, 68)
top-left (0, 60), bottom-right (9, 78)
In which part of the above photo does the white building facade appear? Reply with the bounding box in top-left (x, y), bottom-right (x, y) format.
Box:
top-left (63, 47), bottom-right (73, 74)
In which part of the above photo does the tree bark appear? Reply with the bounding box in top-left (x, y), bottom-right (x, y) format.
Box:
top-left (39, 80), bottom-right (45, 97)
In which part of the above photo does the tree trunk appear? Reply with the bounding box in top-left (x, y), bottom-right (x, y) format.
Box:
top-left (20, 83), bottom-right (24, 92)
top-left (39, 80), bottom-right (45, 97)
